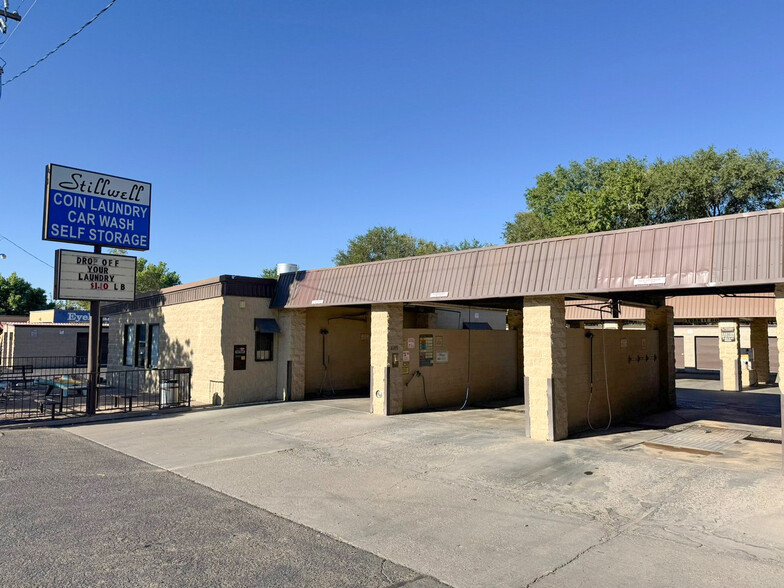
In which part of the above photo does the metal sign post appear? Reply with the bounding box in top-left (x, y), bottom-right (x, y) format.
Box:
top-left (86, 245), bottom-right (102, 415)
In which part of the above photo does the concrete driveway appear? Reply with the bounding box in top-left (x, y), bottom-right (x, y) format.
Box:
top-left (69, 397), bottom-right (784, 588)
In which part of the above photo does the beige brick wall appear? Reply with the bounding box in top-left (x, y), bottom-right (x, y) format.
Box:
top-left (523, 296), bottom-right (567, 441)
top-left (717, 320), bottom-right (741, 392)
top-left (277, 309), bottom-right (306, 400)
top-left (107, 297), bottom-right (225, 406)
top-left (221, 297), bottom-right (280, 405)
top-left (566, 329), bottom-right (659, 433)
top-left (305, 307), bottom-right (369, 394)
top-left (401, 328), bottom-right (517, 411)
top-left (370, 303), bottom-right (403, 415)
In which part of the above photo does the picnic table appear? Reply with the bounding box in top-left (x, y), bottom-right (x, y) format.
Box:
top-left (34, 385), bottom-right (64, 420)
top-left (113, 389), bottom-right (138, 412)
top-left (36, 376), bottom-right (88, 396)
top-left (0, 365), bottom-right (35, 390)
top-left (33, 376), bottom-right (93, 418)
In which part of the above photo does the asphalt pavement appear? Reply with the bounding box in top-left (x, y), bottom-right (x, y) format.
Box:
top-left (0, 428), bottom-right (447, 588)
top-left (64, 394), bottom-right (784, 588)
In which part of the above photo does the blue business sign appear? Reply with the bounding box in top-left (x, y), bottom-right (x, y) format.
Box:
top-left (43, 164), bottom-right (151, 250)
top-left (53, 310), bottom-right (91, 323)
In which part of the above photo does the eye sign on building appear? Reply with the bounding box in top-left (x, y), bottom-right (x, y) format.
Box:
top-left (54, 249), bottom-right (137, 302)
top-left (43, 164), bottom-right (151, 251)
top-left (53, 309), bottom-right (90, 323)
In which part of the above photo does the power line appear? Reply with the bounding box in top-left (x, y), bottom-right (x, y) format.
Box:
top-left (1, 0), bottom-right (119, 87)
top-left (0, 232), bottom-right (53, 268)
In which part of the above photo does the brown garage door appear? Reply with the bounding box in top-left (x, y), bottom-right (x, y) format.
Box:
top-left (674, 336), bottom-right (685, 369)
top-left (695, 336), bottom-right (720, 371)
top-left (769, 337), bottom-right (779, 374)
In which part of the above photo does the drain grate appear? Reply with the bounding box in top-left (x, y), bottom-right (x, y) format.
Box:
top-left (644, 425), bottom-right (751, 455)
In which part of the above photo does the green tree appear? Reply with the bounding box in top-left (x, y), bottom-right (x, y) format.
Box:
top-left (53, 299), bottom-right (88, 310)
top-left (260, 267), bottom-right (278, 279)
top-left (0, 273), bottom-right (53, 314)
top-left (109, 249), bottom-right (181, 294)
top-left (135, 258), bottom-right (181, 293)
top-left (334, 227), bottom-right (490, 265)
top-left (334, 227), bottom-right (441, 265)
top-left (505, 157), bottom-right (650, 242)
top-left (450, 238), bottom-right (493, 251)
top-left (648, 147), bottom-right (784, 222)
top-left (504, 147), bottom-right (784, 243)
top-left (503, 212), bottom-right (554, 243)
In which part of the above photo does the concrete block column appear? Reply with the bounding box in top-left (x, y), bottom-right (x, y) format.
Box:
top-left (775, 285), bottom-right (784, 471)
top-left (523, 296), bottom-right (567, 441)
top-left (717, 320), bottom-right (741, 392)
top-left (277, 309), bottom-right (306, 401)
top-left (370, 303), bottom-right (404, 415)
top-left (749, 318), bottom-right (770, 386)
top-left (507, 308), bottom-right (524, 395)
top-left (645, 304), bottom-right (676, 409)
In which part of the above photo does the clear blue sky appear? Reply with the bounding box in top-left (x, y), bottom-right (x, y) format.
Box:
top-left (2, 1), bottom-right (784, 294)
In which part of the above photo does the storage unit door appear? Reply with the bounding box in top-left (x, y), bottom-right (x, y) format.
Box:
top-left (674, 336), bottom-right (685, 369)
top-left (695, 336), bottom-right (720, 371)
top-left (769, 337), bottom-right (779, 374)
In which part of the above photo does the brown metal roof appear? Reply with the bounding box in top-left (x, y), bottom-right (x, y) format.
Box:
top-left (273, 209), bottom-right (784, 309)
top-left (565, 294), bottom-right (775, 321)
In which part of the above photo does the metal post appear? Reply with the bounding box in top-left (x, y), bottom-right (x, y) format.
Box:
top-left (86, 245), bottom-right (102, 415)
top-left (385, 366), bottom-right (390, 415)
top-left (286, 360), bottom-right (292, 402)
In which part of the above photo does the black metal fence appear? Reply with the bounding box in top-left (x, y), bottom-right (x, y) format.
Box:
top-left (0, 357), bottom-right (191, 424)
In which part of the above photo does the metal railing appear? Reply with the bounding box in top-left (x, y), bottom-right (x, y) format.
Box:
top-left (0, 357), bottom-right (90, 390)
top-left (0, 355), bottom-right (107, 370)
top-left (0, 357), bottom-right (191, 424)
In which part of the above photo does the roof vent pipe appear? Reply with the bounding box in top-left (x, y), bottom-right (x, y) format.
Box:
top-left (276, 263), bottom-right (299, 277)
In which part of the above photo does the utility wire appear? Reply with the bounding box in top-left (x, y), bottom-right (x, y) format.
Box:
top-left (0, 0), bottom-right (38, 53)
top-left (1, 0), bottom-right (118, 86)
top-left (0, 233), bottom-right (53, 268)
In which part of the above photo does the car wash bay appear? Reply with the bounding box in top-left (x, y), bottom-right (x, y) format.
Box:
top-left (300, 305), bottom-right (521, 412)
top-left (272, 210), bottom-right (784, 467)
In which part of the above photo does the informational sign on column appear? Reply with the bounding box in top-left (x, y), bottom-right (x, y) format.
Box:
top-left (43, 164), bottom-right (151, 250)
top-left (54, 249), bottom-right (137, 302)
